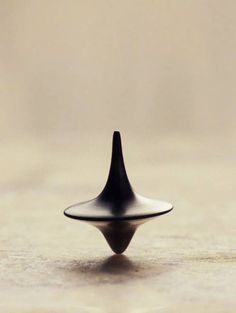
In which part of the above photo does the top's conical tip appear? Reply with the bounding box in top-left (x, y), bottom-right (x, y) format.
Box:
top-left (113, 130), bottom-right (121, 140)
top-left (111, 130), bottom-right (122, 157)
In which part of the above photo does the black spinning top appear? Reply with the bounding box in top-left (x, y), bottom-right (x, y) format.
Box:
top-left (64, 131), bottom-right (173, 254)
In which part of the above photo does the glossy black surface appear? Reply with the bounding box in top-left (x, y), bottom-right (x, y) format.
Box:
top-left (64, 131), bottom-right (173, 254)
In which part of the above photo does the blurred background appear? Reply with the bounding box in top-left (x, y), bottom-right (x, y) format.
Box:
top-left (1, 0), bottom-right (236, 141)
top-left (0, 2), bottom-right (236, 311)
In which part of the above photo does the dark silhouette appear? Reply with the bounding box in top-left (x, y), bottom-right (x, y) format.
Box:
top-left (64, 131), bottom-right (173, 253)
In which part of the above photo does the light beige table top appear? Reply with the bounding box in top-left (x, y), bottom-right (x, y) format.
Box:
top-left (0, 133), bottom-right (235, 312)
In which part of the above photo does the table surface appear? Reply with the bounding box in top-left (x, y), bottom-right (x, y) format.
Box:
top-left (0, 133), bottom-right (235, 313)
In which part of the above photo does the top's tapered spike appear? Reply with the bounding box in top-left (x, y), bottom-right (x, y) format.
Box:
top-left (99, 131), bottom-right (135, 204)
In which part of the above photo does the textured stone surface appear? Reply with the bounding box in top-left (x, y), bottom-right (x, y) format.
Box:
top-left (0, 133), bottom-right (235, 312)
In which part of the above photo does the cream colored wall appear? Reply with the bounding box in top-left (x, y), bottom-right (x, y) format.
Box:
top-left (0, 0), bottom-right (235, 139)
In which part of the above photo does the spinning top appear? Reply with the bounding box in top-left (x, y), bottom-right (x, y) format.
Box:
top-left (64, 131), bottom-right (173, 254)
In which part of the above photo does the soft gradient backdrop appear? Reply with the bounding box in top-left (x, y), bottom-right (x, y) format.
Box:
top-left (1, 0), bottom-right (236, 139)
top-left (0, 1), bottom-right (235, 313)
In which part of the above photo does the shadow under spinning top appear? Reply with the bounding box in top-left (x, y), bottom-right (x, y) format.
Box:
top-left (64, 131), bottom-right (173, 254)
